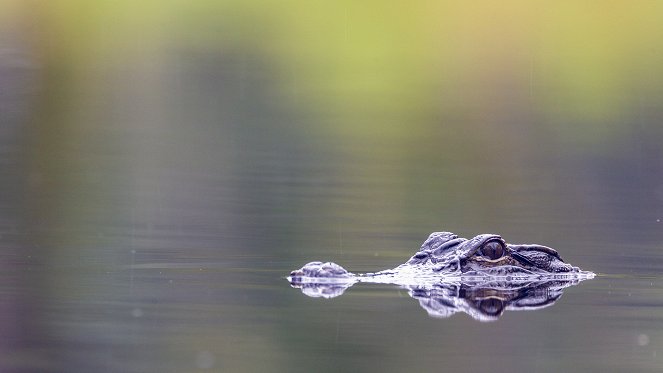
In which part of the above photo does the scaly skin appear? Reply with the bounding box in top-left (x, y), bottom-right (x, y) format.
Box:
top-left (288, 231), bottom-right (594, 286)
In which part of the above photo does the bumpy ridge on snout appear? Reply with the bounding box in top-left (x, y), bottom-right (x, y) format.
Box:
top-left (288, 261), bottom-right (355, 285)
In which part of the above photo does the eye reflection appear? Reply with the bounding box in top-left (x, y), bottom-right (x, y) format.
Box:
top-left (478, 297), bottom-right (505, 316)
top-left (479, 240), bottom-right (505, 260)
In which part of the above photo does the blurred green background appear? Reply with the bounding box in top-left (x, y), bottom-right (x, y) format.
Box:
top-left (1, 1), bottom-right (663, 372)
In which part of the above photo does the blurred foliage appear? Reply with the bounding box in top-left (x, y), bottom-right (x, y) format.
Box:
top-left (5, 0), bottom-right (661, 144)
top-left (2, 0), bottom-right (661, 252)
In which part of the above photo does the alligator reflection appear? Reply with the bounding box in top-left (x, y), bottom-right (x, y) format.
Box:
top-left (289, 279), bottom-right (583, 322)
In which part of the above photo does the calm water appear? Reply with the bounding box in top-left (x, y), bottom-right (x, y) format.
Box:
top-left (2, 3), bottom-right (663, 372)
top-left (1, 132), bottom-right (662, 372)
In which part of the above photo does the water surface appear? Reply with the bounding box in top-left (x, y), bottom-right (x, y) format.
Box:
top-left (1, 2), bottom-right (663, 372)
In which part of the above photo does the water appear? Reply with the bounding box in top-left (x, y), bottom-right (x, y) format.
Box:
top-left (2, 2), bottom-right (663, 372)
top-left (2, 133), bottom-right (661, 372)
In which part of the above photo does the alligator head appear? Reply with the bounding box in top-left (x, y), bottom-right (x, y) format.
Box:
top-left (287, 231), bottom-right (594, 320)
top-left (406, 231), bottom-right (583, 276)
top-left (289, 232), bottom-right (592, 285)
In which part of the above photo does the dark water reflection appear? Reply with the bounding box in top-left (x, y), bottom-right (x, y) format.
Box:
top-left (290, 279), bottom-right (588, 322)
top-left (2, 5), bottom-right (663, 372)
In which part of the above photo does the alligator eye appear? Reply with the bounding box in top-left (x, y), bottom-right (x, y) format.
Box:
top-left (479, 240), bottom-right (505, 260)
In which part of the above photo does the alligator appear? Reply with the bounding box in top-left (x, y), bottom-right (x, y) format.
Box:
top-left (287, 231), bottom-right (594, 321)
